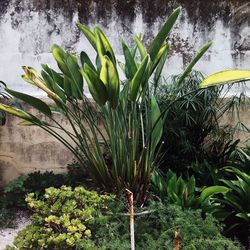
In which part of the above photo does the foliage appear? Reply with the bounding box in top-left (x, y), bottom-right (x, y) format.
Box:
top-left (202, 167), bottom-right (250, 248)
top-left (156, 71), bottom-right (248, 186)
top-left (7, 186), bottom-right (113, 250)
top-left (96, 200), bottom-right (241, 250)
top-left (151, 170), bottom-right (201, 209)
top-left (230, 140), bottom-right (250, 172)
top-left (2, 175), bottom-right (28, 208)
top-left (0, 7), bottom-right (214, 204)
top-left (1, 171), bottom-right (68, 209)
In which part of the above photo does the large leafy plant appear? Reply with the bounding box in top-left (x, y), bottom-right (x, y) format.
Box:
top-left (1, 7), bottom-right (249, 204)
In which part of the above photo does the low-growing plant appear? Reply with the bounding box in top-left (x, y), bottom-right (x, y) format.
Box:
top-left (151, 170), bottom-right (201, 209)
top-left (7, 186), bottom-right (113, 250)
top-left (96, 200), bottom-right (241, 249)
top-left (204, 167), bottom-right (250, 248)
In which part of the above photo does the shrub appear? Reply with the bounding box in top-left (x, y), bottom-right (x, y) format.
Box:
top-left (155, 71), bottom-right (248, 186)
top-left (8, 186), bottom-right (113, 250)
top-left (96, 200), bottom-right (241, 249)
top-left (1, 171), bottom-right (68, 209)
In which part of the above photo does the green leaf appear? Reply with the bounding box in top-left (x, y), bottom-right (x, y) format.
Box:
top-left (129, 55), bottom-right (149, 101)
top-left (81, 64), bottom-right (108, 106)
top-left (135, 35), bottom-right (147, 61)
top-left (150, 43), bottom-right (169, 76)
top-left (94, 27), bottom-right (116, 65)
top-left (199, 70), bottom-right (250, 88)
top-left (150, 96), bottom-right (163, 152)
top-left (80, 51), bottom-right (96, 71)
top-left (41, 70), bottom-right (66, 102)
top-left (77, 22), bottom-right (97, 51)
top-left (5, 88), bottom-right (52, 116)
top-left (236, 213), bottom-right (250, 221)
top-left (100, 56), bottom-right (120, 108)
top-left (122, 41), bottom-right (137, 80)
top-left (200, 186), bottom-right (229, 202)
top-left (177, 41), bottom-right (212, 87)
top-left (51, 45), bottom-right (83, 98)
top-left (149, 7), bottom-right (181, 60)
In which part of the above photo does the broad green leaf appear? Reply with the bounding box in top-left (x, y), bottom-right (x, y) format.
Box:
top-left (150, 43), bottom-right (169, 76)
top-left (151, 96), bottom-right (163, 152)
top-left (100, 56), bottom-right (120, 108)
top-left (52, 45), bottom-right (83, 98)
top-left (225, 167), bottom-right (250, 185)
top-left (51, 44), bottom-right (70, 76)
top-left (149, 7), bottom-right (181, 60)
top-left (65, 53), bottom-right (83, 97)
top-left (5, 88), bottom-right (52, 116)
top-left (200, 186), bottom-right (229, 202)
top-left (199, 70), bottom-right (250, 88)
top-left (82, 64), bottom-right (108, 106)
top-left (41, 70), bottom-right (66, 102)
top-left (135, 35), bottom-right (147, 60)
top-left (94, 27), bottom-right (116, 65)
top-left (151, 170), bottom-right (167, 196)
top-left (77, 22), bottom-right (97, 51)
top-left (41, 64), bottom-right (64, 88)
top-left (80, 51), bottom-right (96, 71)
top-left (177, 41), bottom-right (212, 87)
top-left (122, 41), bottom-right (137, 80)
top-left (130, 55), bottom-right (149, 101)
top-left (236, 213), bottom-right (250, 221)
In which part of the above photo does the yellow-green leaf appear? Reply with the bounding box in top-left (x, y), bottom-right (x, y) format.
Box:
top-left (0, 103), bottom-right (33, 121)
top-left (100, 56), bottom-right (120, 108)
top-left (199, 70), bottom-right (250, 88)
top-left (94, 27), bottom-right (116, 65)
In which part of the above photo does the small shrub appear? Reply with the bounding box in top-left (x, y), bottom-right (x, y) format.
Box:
top-left (96, 200), bottom-right (241, 249)
top-left (1, 171), bottom-right (68, 209)
top-left (9, 186), bottom-right (113, 250)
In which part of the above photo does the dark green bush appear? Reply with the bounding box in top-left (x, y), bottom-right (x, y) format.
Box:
top-left (7, 186), bottom-right (113, 250)
top-left (1, 171), bottom-right (68, 209)
top-left (156, 71), bottom-right (247, 186)
top-left (97, 200), bottom-right (241, 249)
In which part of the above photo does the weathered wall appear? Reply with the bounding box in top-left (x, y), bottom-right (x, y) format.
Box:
top-left (0, 0), bottom-right (250, 183)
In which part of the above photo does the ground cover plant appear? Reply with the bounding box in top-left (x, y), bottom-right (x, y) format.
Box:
top-left (5, 186), bottom-right (242, 250)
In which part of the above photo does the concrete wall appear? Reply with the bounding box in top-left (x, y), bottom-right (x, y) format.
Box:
top-left (0, 0), bottom-right (250, 183)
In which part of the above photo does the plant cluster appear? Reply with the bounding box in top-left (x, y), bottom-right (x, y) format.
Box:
top-left (1, 171), bottom-right (68, 209)
top-left (6, 186), bottom-right (113, 250)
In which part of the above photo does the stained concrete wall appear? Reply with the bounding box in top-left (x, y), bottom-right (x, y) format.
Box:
top-left (0, 0), bottom-right (250, 183)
